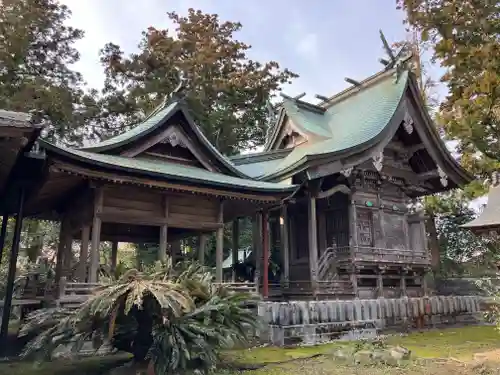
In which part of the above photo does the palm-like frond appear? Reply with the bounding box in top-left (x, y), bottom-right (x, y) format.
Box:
top-left (21, 257), bottom-right (260, 375)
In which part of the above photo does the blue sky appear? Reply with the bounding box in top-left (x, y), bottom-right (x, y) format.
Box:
top-left (59, 0), bottom-right (446, 102)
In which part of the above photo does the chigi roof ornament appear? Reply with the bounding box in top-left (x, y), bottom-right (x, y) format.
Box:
top-left (378, 30), bottom-right (414, 83)
top-left (144, 68), bottom-right (188, 121)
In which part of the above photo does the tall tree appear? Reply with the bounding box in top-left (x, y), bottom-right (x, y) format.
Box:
top-left (0, 0), bottom-right (97, 145)
top-left (396, 0), bottom-right (500, 189)
top-left (96, 9), bottom-right (297, 155)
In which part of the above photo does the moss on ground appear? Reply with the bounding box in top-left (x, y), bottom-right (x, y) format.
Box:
top-left (2, 326), bottom-right (500, 375)
top-left (386, 325), bottom-right (500, 359)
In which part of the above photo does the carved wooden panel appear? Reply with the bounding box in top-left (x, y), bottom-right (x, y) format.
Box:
top-left (382, 212), bottom-right (406, 250)
top-left (409, 220), bottom-right (424, 252)
top-left (356, 209), bottom-right (374, 247)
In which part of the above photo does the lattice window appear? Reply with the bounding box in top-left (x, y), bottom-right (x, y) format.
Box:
top-left (326, 208), bottom-right (350, 248)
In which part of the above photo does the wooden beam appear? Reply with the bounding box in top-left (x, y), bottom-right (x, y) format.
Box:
top-left (78, 226), bottom-right (90, 281)
top-left (53, 162), bottom-right (283, 203)
top-left (231, 219), bottom-right (239, 282)
top-left (89, 187), bottom-right (103, 283)
top-left (215, 201), bottom-right (224, 282)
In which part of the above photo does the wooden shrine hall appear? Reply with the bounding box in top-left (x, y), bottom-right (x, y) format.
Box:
top-left (0, 46), bottom-right (474, 328)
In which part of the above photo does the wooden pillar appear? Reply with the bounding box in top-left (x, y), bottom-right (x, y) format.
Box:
top-left (110, 241), bottom-right (118, 272)
top-left (308, 195), bottom-right (318, 296)
top-left (171, 241), bottom-right (181, 264)
top-left (349, 197), bottom-right (358, 260)
top-left (349, 196), bottom-right (359, 298)
top-left (351, 266), bottom-right (358, 297)
top-left (159, 196), bottom-right (169, 262)
top-left (377, 267), bottom-right (384, 298)
top-left (0, 188), bottom-right (25, 347)
top-left (422, 269), bottom-right (429, 296)
top-left (400, 269), bottom-right (407, 297)
top-left (262, 210), bottom-right (270, 298)
top-left (198, 234), bottom-right (207, 265)
top-left (231, 219), bottom-right (239, 282)
top-left (0, 214), bottom-right (8, 266)
top-left (78, 226), bottom-right (90, 281)
top-left (403, 212), bottom-right (411, 250)
top-left (89, 188), bottom-right (103, 283)
top-left (253, 213), bottom-right (262, 293)
top-left (215, 201), bottom-right (224, 282)
top-left (281, 205), bottom-right (290, 288)
top-left (55, 217), bottom-right (71, 285)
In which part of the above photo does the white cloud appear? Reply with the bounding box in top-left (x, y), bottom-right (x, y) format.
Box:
top-left (295, 32), bottom-right (319, 61)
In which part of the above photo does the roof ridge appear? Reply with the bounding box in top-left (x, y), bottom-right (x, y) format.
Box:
top-left (320, 67), bottom-right (397, 108)
top-left (230, 148), bottom-right (292, 164)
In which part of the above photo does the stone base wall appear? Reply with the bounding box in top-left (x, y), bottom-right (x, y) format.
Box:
top-left (258, 295), bottom-right (483, 346)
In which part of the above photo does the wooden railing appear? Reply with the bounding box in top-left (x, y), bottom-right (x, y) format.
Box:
top-left (57, 278), bottom-right (101, 309)
top-left (215, 282), bottom-right (258, 294)
top-left (283, 280), bottom-right (354, 296)
top-left (330, 246), bottom-right (429, 265)
top-left (56, 279), bottom-right (259, 309)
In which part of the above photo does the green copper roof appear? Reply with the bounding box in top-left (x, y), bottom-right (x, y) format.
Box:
top-left (230, 149), bottom-right (291, 178)
top-left (82, 102), bottom-right (179, 151)
top-left (80, 101), bottom-right (249, 178)
top-left (261, 71), bottom-right (409, 179)
top-left (42, 141), bottom-right (296, 193)
top-left (281, 99), bottom-right (331, 139)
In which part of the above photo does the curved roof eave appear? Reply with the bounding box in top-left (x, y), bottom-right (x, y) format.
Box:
top-left (260, 99), bottom-right (407, 182)
top-left (406, 78), bottom-right (473, 186)
top-left (79, 101), bottom-right (251, 179)
top-left (40, 140), bottom-right (297, 194)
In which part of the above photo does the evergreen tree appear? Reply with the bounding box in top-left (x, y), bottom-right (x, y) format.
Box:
top-left (96, 9), bottom-right (297, 154)
top-left (0, 0), bottom-right (98, 145)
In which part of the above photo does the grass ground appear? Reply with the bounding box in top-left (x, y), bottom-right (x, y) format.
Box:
top-left (2, 326), bottom-right (500, 375)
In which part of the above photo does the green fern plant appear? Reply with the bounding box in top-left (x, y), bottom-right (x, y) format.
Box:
top-left (20, 257), bottom-right (261, 375)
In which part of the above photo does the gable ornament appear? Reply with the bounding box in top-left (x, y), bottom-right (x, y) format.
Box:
top-left (437, 166), bottom-right (448, 187)
top-left (164, 131), bottom-right (186, 148)
top-left (403, 111), bottom-right (414, 135)
top-left (372, 151), bottom-right (384, 172)
top-left (340, 166), bottom-right (354, 177)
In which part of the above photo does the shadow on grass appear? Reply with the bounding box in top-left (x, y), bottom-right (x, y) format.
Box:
top-left (0, 355), bottom-right (132, 375)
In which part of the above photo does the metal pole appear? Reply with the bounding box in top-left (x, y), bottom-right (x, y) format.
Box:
top-left (0, 214), bottom-right (9, 266)
top-left (0, 187), bottom-right (25, 346)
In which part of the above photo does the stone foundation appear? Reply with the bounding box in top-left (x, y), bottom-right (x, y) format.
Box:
top-left (258, 295), bottom-right (483, 346)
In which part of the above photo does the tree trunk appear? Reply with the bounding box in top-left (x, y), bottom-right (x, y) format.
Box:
top-left (131, 308), bottom-right (153, 363)
top-left (425, 214), bottom-right (440, 272)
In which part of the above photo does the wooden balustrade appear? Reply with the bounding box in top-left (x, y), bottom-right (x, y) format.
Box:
top-left (333, 246), bottom-right (429, 265)
top-left (215, 282), bottom-right (258, 294)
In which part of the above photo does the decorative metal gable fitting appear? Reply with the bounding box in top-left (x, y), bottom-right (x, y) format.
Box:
top-left (340, 166), bottom-right (354, 177)
top-left (403, 111), bottom-right (414, 135)
top-left (372, 151), bottom-right (384, 172)
top-left (437, 166), bottom-right (448, 187)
